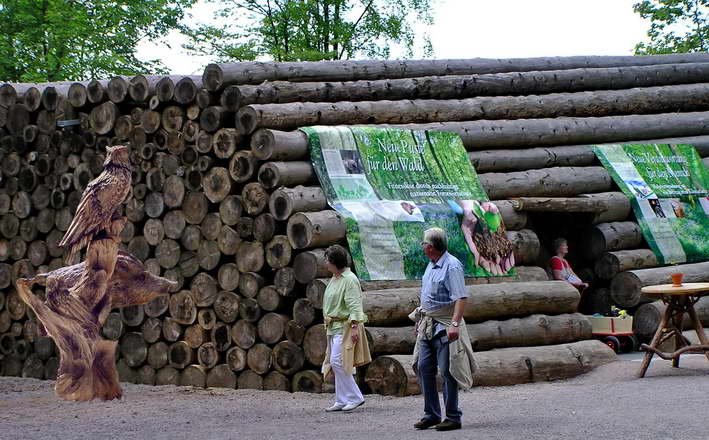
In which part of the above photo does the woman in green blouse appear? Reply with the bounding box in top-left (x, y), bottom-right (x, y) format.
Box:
top-left (321, 245), bottom-right (371, 412)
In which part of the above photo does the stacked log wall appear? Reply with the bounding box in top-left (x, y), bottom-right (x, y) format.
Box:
top-left (6, 53), bottom-right (709, 389)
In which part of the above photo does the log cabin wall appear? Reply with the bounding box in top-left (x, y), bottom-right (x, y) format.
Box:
top-left (3, 54), bottom-right (709, 392)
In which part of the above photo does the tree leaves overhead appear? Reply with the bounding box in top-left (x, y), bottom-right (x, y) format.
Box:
top-left (634, 0), bottom-right (709, 54)
top-left (0, 0), bottom-right (196, 82)
top-left (183, 0), bottom-right (435, 62)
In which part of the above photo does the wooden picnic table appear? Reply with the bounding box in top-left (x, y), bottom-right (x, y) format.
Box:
top-left (637, 282), bottom-right (709, 378)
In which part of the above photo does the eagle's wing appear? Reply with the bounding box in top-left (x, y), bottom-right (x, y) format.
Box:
top-left (58, 171), bottom-right (120, 262)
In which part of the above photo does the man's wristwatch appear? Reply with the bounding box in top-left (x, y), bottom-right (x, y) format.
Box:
top-left (450, 321), bottom-right (459, 327)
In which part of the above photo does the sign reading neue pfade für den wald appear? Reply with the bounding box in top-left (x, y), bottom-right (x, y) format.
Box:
top-left (595, 144), bottom-right (709, 265)
top-left (303, 126), bottom-right (516, 280)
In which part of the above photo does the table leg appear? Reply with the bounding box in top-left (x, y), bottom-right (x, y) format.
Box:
top-left (672, 299), bottom-right (685, 368)
top-left (687, 304), bottom-right (709, 362)
top-left (638, 301), bottom-right (673, 378)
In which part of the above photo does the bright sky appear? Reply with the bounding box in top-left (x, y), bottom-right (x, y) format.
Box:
top-left (137, 0), bottom-right (650, 75)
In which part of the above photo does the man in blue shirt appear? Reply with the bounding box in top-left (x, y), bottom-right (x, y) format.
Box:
top-left (414, 227), bottom-right (467, 431)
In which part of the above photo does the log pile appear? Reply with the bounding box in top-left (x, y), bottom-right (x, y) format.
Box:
top-left (7, 53), bottom-right (709, 390)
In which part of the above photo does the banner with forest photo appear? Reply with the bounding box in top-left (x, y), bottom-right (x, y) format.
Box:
top-left (594, 144), bottom-right (709, 264)
top-left (302, 126), bottom-right (516, 280)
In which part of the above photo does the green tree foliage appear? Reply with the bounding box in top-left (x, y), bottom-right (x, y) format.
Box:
top-left (634, 0), bottom-right (709, 54)
top-left (0, 0), bottom-right (196, 82)
top-left (183, 0), bottom-right (435, 62)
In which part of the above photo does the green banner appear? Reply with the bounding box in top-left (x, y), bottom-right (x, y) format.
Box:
top-left (303, 126), bottom-right (516, 280)
top-left (594, 144), bottom-right (709, 264)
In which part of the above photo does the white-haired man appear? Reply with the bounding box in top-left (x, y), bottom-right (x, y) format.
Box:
top-left (410, 227), bottom-right (476, 432)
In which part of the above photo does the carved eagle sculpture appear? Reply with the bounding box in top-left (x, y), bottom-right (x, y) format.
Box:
top-left (58, 145), bottom-right (132, 264)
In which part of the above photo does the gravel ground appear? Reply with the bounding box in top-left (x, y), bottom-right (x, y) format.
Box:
top-left (2, 355), bottom-right (709, 440)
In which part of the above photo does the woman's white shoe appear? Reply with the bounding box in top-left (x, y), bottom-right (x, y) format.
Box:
top-left (342, 400), bottom-right (365, 411)
top-left (325, 403), bottom-right (345, 412)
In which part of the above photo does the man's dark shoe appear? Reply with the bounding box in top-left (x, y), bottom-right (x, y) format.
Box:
top-left (414, 418), bottom-right (441, 430)
top-left (435, 420), bottom-right (462, 431)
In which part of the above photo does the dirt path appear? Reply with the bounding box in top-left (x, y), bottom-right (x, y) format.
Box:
top-left (2, 356), bottom-right (709, 440)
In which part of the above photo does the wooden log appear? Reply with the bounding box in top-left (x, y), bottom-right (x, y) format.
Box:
top-left (219, 195), bottom-right (242, 226)
top-left (198, 240), bottom-right (220, 271)
top-left (200, 106), bottom-right (227, 133)
top-left (269, 186), bottom-right (327, 221)
top-left (306, 278), bottom-right (328, 309)
top-left (22, 353), bottom-right (45, 379)
top-left (198, 308), bottom-right (217, 331)
top-left (239, 297), bottom-right (261, 322)
top-left (161, 106), bottom-right (185, 133)
top-left (163, 210), bottom-right (187, 240)
top-left (303, 324), bottom-right (327, 366)
top-left (184, 324), bottom-right (207, 349)
top-left (247, 343), bottom-right (272, 374)
top-left (226, 346), bottom-right (247, 372)
top-left (203, 167), bottom-right (231, 203)
top-left (237, 83), bottom-right (709, 133)
top-left (135, 365), bottom-right (156, 385)
top-left (156, 239), bottom-right (181, 269)
top-left (253, 214), bottom-right (275, 243)
top-left (263, 371), bottom-right (290, 392)
top-left (365, 340), bottom-right (614, 394)
top-left (257, 285), bottom-right (285, 312)
top-left (238, 370), bottom-right (264, 390)
top-left (168, 341), bottom-right (194, 369)
top-left (274, 267), bottom-right (296, 296)
top-left (231, 320), bottom-right (257, 349)
top-left (162, 317), bottom-right (183, 342)
top-left (197, 342), bottom-right (219, 369)
top-left (368, 313), bottom-right (591, 354)
top-left (141, 317), bottom-right (162, 344)
top-left (290, 370), bottom-right (322, 393)
top-left (242, 182), bottom-right (269, 216)
top-left (610, 261), bottom-right (709, 307)
top-left (211, 323), bottom-right (232, 351)
top-left (120, 332), bottom-right (148, 367)
top-left (595, 249), bottom-right (659, 280)
top-left (169, 290), bottom-right (197, 325)
top-left (365, 354), bottom-right (425, 396)
top-left (258, 161), bottom-right (315, 189)
top-left (120, 305), bottom-right (145, 327)
top-left (114, 115), bottom-right (132, 140)
top-left (89, 101), bottom-right (118, 135)
top-left (287, 211), bottom-right (345, 250)
top-left (239, 272), bottom-right (265, 298)
top-left (236, 241), bottom-right (265, 274)
top-left (206, 364), bottom-right (237, 389)
top-left (107, 76), bottom-right (129, 103)
top-left (235, 63), bottom-right (709, 108)
top-left (293, 298), bottom-right (316, 327)
top-left (156, 366), bottom-right (180, 385)
top-left (480, 167), bottom-right (612, 199)
top-left (506, 229), bottom-right (541, 265)
top-left (364, 281), bottom-right (580, 326)
top-left (285, 320), bottom-right (306, 345)
top-left (179, 225), bottom-right (199, 253)
top-left (180, 364), bottom-right (207, 387)
top-left (129, 75), bottom-right (161, 103)
top-left (218, 226), bottom-right (241, 256)
top-left (213, 291), bottom-right (240, 324)
top-left (101, 312), bottom-right (124, 340)
top-left (183, 191), bottom-right (209, 224)
top-left (257, 312), bottom-right (289, 344)
top-left (204, 54), bottom-right (709, 89)
top-left (163, 175), bottom-right (185, 209)
top-left (34, 336), bottom-right (56, 361)
top-left (217, 263), bottom-right (240, 291)
top-left (293, 248), bottom-right (330, 284)
top-left (510, 197), bottom-right (607, 213)
top-left (236, 217), bottom-right (254, 238)
top-left (251, 129), bottom-right (309, 161)
top-left (143, 218), bottom-right (165, 247)
top-left (633, 298), bottom-right (709, 340)
top-left (190, 273), bottom-right (218, 307)
top-left (265, 236), bottom-right (292, 269)
top-left (212, 128), bottom-right (240, 159)
top-left (578, 192), bottom-right (632, 224)
top-left (270, 340), bottom-right (305, 376)
top-left (581, 221), bottom-right (643, 260)
top-left (6, 104), bottom-right (30, 136)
